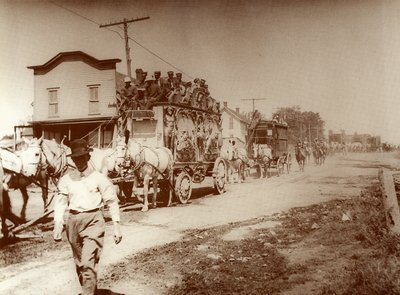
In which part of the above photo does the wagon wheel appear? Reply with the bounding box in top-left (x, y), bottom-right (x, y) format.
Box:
top-left (276, 157), bottom-right (284, 176)
top-left (174, 171), bottom-right (192, 204)
top-left (286, 154), bottom-right (292, 174)
top-left (213, 157), bottom-right (226, 194)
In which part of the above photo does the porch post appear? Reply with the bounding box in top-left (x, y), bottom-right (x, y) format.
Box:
top-left (98, 125), bottom-right (102, 148)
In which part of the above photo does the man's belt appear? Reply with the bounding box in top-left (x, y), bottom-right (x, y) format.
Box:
top-left (69, 208), bottom-right (100, 215)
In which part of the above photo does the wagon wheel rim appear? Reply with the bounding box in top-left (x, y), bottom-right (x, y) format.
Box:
top-left (175, 172), bottom-right (192, 204)
top-left (213, 158), bottom-right (226, 194)
top-left (277, 158), bottom-right (284, 176)
top-left (287, 154), bottom-right (292, 173)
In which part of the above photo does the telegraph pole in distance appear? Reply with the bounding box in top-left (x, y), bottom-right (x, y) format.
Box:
top-left (100, 16), bottom-right (150, 78)
top-left (240, 98), bottom-right (269, 114)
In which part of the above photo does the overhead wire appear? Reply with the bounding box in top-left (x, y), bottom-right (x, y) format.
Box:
top-left (48, 0), bottom-right (191, 78)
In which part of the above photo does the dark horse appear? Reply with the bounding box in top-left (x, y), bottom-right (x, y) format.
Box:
top-left (295, 145), bottom-right (306, 172)
top-left (312, 146), bottom-right (325, 166)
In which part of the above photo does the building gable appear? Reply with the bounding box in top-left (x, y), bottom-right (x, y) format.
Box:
top-left (27, 51), bottom-right (121, 75)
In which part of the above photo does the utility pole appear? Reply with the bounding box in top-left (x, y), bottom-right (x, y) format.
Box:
top-left (240, 98), bottom-right (269, 114)
top-left (100, 16), bottom-right (150, 78)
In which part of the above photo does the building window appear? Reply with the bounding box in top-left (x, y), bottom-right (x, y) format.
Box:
top-left (229, 117), bottom-right (233, 130)
top-left (48, 89), bottom-right (59, 117)
top-left (88, 86), bottom-right (99, 114)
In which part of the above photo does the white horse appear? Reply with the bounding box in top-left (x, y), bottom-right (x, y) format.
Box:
top-left (1, 138), bottom-right (45, 223)
top-left (126, 139), bottom-right (174, 211)
top-left (252, 143), bottom-right (272, 178)
top-left (221, 142), bottom-right (248, 183)
top-left (41, 136), bottom-right (130, 200)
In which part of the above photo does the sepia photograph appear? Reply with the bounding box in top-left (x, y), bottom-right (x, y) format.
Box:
top-left (1, 0), bottom-right (400, 294)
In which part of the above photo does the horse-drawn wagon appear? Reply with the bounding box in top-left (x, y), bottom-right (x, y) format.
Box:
top-left (247, 119), bottom-right (291, 178)
top-left (114, 102), bottom-right (227, 210)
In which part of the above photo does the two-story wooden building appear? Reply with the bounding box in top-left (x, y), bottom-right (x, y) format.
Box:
top-left (220, 102), bottom-right (249, 148)
top-left (28, 51), bottom-right (121, 147)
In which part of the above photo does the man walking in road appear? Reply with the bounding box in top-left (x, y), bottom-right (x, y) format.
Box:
top-left (53, 139), bottom-right (122, 295)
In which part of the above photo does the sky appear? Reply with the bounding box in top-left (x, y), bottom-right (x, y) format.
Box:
top-left (1, 0), bottom-right (400, 144)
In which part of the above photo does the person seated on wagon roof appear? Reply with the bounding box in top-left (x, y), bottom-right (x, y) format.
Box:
top-left (146, 71), bottom-right (165, 109)
top-left (120, 76), bottom-right (137, 111)
top-left (162, 71), bottom-right (175, 94)
top-left (132, 68), bottom-right (144, 87)
top-left (134, 86), bottom-right (148, 110)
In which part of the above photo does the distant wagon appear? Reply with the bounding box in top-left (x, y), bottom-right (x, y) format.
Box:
top-left (247, 119), bottom-right (291, 178)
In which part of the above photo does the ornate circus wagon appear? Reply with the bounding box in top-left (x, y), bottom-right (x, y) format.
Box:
top-left (116, 102), bottom-right (227, 204)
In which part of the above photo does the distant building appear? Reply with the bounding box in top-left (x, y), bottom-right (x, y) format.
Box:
top-left (328, 130), bottom-right (381, 152)
top-left (220, 102), bottom-right (249, 148)
top-left (27, 51), bottom-right (121, 147)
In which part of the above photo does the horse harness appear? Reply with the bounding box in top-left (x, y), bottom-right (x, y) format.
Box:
top-left (130, 146), bottom-right (161, 173)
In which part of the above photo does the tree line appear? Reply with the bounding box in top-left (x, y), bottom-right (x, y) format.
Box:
top-left (242, 106), bottom-right (326, 145)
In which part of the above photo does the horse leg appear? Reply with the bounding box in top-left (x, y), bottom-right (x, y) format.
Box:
top-left (151, 176), bottom-right (158, 209)
top-left (2, 191), bottom-right (22, 238)
top-left (240, 161), bottom-right (246, 182)
top-left (0, 190), bottom-right (8, 238)
top-left (39, 172), bottom-right (49, 211)
top-left (20, 186), bottom-right (29, 223)
top-left (141, 173), bottom-right (150, 212)
top-left (237, 162), bottom-right (242, 183)
top-left (133, 173), bottom-right (143, 203)
top-left (231, 166), bottom-right (235, 184)
top-left (166, 170), bottom-right (173, 207)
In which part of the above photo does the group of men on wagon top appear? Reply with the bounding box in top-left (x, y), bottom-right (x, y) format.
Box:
top-left (117, 68), bottom-right (221, 114)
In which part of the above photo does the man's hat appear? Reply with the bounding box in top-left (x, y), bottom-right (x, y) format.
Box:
top-left (167, 71), bottom-right (174, 75)
top-left (176, 73), bottom-right (182, 77)
top-left (194, 78), bottom-right (200, 83)
top-left (200, 79), bottom-right (206, 84)
top-left (67, 139), bottom-right (93, 157)
top-left (124, 76), bottom-right (131, 83)
top-left (154, 71), bottom-right (161, 75)
top-left (142, 71), bottom-right (148, 76)
top-left (135, 68), bottom-right (143, 73)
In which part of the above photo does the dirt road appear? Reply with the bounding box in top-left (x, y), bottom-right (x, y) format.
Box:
top-left (0, 152), bottom-right (398, 295)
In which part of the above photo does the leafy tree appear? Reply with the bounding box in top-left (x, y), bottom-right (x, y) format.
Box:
top-left (241, 110), bottom-right (267, 122)
top-left (272, 106), bottom-right (325, 144)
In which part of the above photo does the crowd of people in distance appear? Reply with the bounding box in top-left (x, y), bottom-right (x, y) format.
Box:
top-left (116, 68), bottom-right (221, 114)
